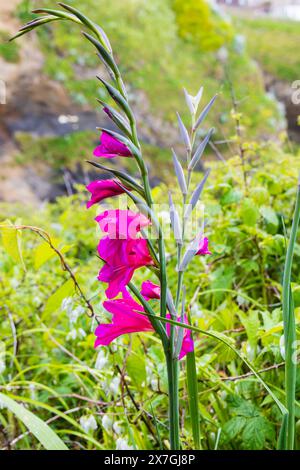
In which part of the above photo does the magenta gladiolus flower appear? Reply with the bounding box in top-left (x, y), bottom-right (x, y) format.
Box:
top-left (96, 209), bottom-right (150, 239)
top-left (98, 237), bottom-right (154, 298)
top-left (196, 237), bottom-right (211, 256)
top-left (86, 179), bottom-right (129, 208)
top-left (94, 295), bottom-right (154, 347)
top-left (94, 293), bottom-right (194, 359)
top-left (93, 131), bottom-right (132, 158)
top-left (141, 280), bottom-right (161, 300)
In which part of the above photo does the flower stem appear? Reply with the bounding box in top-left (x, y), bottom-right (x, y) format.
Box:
top-left (165, 350), bottom-right (180, 450)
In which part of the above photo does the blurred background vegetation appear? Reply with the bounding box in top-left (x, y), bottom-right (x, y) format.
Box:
top-left (0, 0), bottom-right (300, 450)
top-left (0, 0), bottom-right (299, 203)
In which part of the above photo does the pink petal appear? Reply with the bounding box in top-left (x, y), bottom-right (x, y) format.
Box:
top-left (166, 314), bottom-right (194, 360)
top-left (94, 296), bottom-right (154, 347)
top-left (196, 237), bottom-right (212, 256)
top-left (93, 131), bottom-right (132, 159)
top-left (97, 237), bottom-right (153, 298)
top-left (86, 179), bottom-right (128, 209)
top-left (95, 209), bottom-right (150, 239)
top-left (141, 280), bottom-right (161, 300)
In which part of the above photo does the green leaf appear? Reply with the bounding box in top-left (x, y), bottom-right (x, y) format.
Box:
top-left (240, 198), bottom-right (260, 227)
top-left (186, 350), bottom-right (201, 449)
top-left (221, 188), bottom-right (242, 206)
top-left (34, 241), bottom-right (72, 269)
top-left (1, 220), bottom-right (25, 269)
top-left (242, 416), bottom-right (274, 450)
top-left (227, 395), bottom-right (259, 418)
top-left (43, 278), bottom-right (74, 319)
top-left (127, 353), bottom-right (146, 386)
top-left (223, 416), bottom-right (246, 440)
top-left (260, 206), bottom-right (279, 227)
top-left (0, 392), bottom-right (68, 450)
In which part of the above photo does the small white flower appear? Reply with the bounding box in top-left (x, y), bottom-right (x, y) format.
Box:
top-left (66, 328), bottom-right (77, 341)
top-left (69, 306), bottom-right (85, 324)
top-left (61, 297), bottom-right (73, 313)
top-left (0, 359), bottom-right (6, 374)
top-left (246, 344), bottom-right (255, 362)
top-left (78, 328), bottom-right (86, 338)
top-left (216, 46), bottom-right (228, 63)
top-left (33, 296), bottom-right (42, 306)
top-left (113, 421), bottom-right (123, 435)
top-left (110, 343), bottom-right (118, 353)
top-left (95, 350), bottom-right (108, 370)
top-left (109, 376), bottom-right (120, 395)
top-left (116, 437), bottom-right (133, 450)
top-left (10, 278), bottom-right (19, 289)
top-left (80, 415), bottom-right (98, 433)
top-left (150, 378), bottom-right (158, 391)
top-left (29, 383), bottom-right (36, 400)
top-left (102, 415), bottom-right (113, 432)
top-left (191, 303), bottom-right (203, 318)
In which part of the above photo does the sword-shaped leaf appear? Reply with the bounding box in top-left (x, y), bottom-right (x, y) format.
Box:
top-left (86, 160), bottom-right (144, 195)
top-left (193, 95), bottom-right (217, 131)
top-left (188, 128), bottom-right (214, 171)
top-left (168, 192), bottom-right (182, 245)
top-left (184, 170), bottom-right (210, 220)
top-left (83, 32), bottom-right (118, 77)
top-left (97, 77), bottom-right (132, 121)
top-left (176, 112), bottom-right (191, 153)
top-left (172, 149), bottom-right (187, 196)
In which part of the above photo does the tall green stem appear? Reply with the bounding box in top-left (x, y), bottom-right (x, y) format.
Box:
top-left (165, 350), bottom-right (180, 449)
top-left (281, 178), bottom-right (300, 450)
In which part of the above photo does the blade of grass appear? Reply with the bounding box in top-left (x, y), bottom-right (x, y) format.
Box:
top-left (138, 313), bottom-right (287, 416)
top-left (0, 392), bottom-right (68, 450)
top-left (280, 178), bottom-right (300, 449)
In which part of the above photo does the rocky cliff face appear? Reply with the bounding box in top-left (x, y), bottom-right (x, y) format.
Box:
top-left (264, 73), bottom-right (300, 143)
top-left (0, 1), bottom-right (180, 204)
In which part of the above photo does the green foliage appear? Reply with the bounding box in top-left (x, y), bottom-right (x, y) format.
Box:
top-left (15, 131), bottom-right (96, 168)
top-left (0, 393), bottom-right (68, 450)
top-left (173, 0), bottom-right (233, 51)
top-left (238, 17), bottom-right (300, 82)
top-left (2, 0), bottom-right (300, 451)
top-left (0, 30), bottom-right (20, 62)
top-left (1, 136), bottom-right (300, 449)
top-left (15, 0), bottom-right (281, 139)
top-left (223, 395), bottom-right (275, 450)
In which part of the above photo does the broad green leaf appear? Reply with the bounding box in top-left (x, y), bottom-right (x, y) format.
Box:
top-left (34, 240), bottom-right (72, 269)
top-left (221, 188), bottom-right (242, 206)
top-left (43, 278), bottom-right (74, 319)
top-left (260, 206), bottom-right (279, 227)
top-left (127, 353), bottom-right (146, 386)
top-left (223, 416), bottom-right (246, 440)
top-left (0, 392), bottom-right (68, 450)
top-left (1, 220), bottom-right (25, 269)
top-left (240, 198), bottom-right (259, 227)
top-left (242, 416), bottom-right (274, 450)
